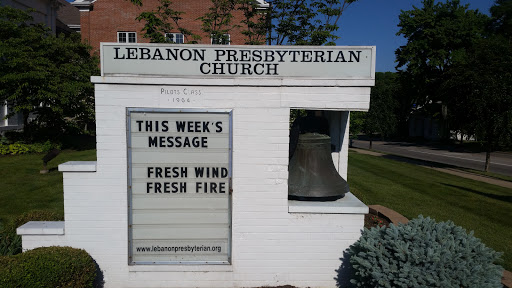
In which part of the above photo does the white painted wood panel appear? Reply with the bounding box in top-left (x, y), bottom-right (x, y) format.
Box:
top-left (132, 197), bottom-right (228, 210)
top-left (132, 211), bottom-right (229, 225)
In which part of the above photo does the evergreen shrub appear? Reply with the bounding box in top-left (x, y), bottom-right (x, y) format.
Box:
top-left (0, 246), bottom-right (96, 288)
top-left (348, 215), bottom-right (503, 288)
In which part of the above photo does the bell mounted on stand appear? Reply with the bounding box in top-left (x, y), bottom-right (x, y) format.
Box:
top-left (288, 111), bottom-right (349, 201)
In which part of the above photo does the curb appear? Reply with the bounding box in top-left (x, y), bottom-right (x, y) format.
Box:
top-left (368, 205), bottom-right (409, 225)
top-left (504, 270), bottom-right (512, 288)
top-left (368, 204), bottom-right (511, 287)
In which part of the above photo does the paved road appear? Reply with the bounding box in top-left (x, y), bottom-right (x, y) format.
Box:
top-left (350, 139), bottom-right (512, 177)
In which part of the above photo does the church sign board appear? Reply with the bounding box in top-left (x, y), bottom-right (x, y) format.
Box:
top-left (127, 108), bottom-right (232, 264)
top-left (101, 43), bottom-right (374, 79)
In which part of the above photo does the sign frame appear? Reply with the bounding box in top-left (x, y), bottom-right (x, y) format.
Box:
top-left (101, 43), bottom-right (375, 80)
top-left (126, 108), bottom-right (233, 265)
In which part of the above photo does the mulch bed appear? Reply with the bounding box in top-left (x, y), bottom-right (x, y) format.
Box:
top-left (364, 213), bottom-right (391, 229)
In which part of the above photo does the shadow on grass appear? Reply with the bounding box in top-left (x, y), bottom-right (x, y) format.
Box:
top-left (380, 154), bottom-right (455, 169)
top-left (374, 138), bottom-right (484, 153)
top-left (441, 183), bottom-right (512, 203)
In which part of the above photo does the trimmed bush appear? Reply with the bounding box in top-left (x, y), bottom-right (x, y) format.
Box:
top-left (348, 215), bottom-right (504, 288)
top-left (8, 210), bottom-right (63, 233)
top-left (0, 210), bottom-right (63, 256)
top-left (0, 246), bottom-right (97, 288)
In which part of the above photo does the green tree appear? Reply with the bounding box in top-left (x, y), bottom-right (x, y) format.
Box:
top-left (135, 0), bottom-right (199, 43)
top-left (444, 35), bottom-right (512, 171)
top-left (350, 72), bottom-right (399, 149)
top-left (237, 0), bottom-right (268, 45)
top-left (128, 0), bottom-right (358, 46)
top-left (440, 0), bottom-right (512, 171)
top-left (198, 0), bottom-right (269, 45)
top-left (489, 0), bottom-right (512, 40)
top-left (269, 0), bottom-right (357, 45)
top-left (197, 0), bottom-right (238, 45)
top-left (349, 111), bottom-right (365, 138)
top-left (395, 0), bottom-right (488, 140)
top-left (128, 0), bottom-right (265, 45)
top-left (0, 6), bottom-right (99, 139)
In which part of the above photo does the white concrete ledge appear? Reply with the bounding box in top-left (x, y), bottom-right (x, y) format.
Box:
top-left (91, 76), bottom-right (375, 87)
top-left (17, 221), bottom-right (65, 235)
top-left (289, 192), bottom-right (368, 214)
top-left (58, 161), bottom-right (97, 172)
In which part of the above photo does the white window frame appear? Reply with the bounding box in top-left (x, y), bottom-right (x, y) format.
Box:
top-left (117, 31), bottom-right (137, 43)
top-left (0, 102), bottom-right (7, 127)
top-left (165, 33), bottom-right (184, 44)
top-left (211, 34), bottom-right (230, 45)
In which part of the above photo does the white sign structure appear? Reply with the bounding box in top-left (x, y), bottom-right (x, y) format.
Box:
top-left (18, 43), bottom-right (374, 288)
top-left (102, 43), bottom-right (374, 79)
top-left (127, 109), bottom-right (232, 264)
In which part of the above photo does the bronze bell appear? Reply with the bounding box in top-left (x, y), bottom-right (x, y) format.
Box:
top-left (288, 133), bottom-right (349, 201)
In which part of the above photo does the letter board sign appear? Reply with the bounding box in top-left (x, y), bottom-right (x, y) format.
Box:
top-left (102, 43), bottom-right (374, 79)
top-left (127, 108), bottom-right (232, 265)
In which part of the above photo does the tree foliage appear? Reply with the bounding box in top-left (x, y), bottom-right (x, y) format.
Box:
top-left (198, 0), bottom-right (238, 45)
top-left (237, 0), bottom-right (269, 45)
top-left (395, 0), bottom-right (512, 170)
top-left (136, 0), bottom-right (199, 43)
top-left (489, 0), bottom-right (512, 40)
top-left (366, 72), bottom-right (399, 138)
top-left (350, 72), bottom-right (399, 148)
top-left (270, 0), bottom-right (357, 45)
top-left (395, 0), bottom-right (488, 113)
top-left (0, 6), bottom-right (99, 139)
top-left (127, 0), bottom-right (358, 46)
top-left (444, 35), bottom-right (512, 170)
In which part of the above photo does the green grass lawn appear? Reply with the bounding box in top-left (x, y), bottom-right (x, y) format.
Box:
top-left (1, 149), bottom-right (510, 271)
top-left (0, 150), bottom-right (96, 225)
top-left (348, 151), bottom-right (512, 271)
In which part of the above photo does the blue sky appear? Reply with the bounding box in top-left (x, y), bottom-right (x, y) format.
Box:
top-left (336, 0), bottom-right (497, 72)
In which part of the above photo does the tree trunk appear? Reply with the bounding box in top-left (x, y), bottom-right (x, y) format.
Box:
top-left (485, 148), bottom-right (491, 172)
top-left (484, 134), bottom-right (492, 172)
top-left (369, 134), bottom-right (373, 150)
top-left (23, 111), bottom-right (29, 127)
top-left (460, 131), bottom-right (464, 145)
top-left (22, 111), bottom-right (31, 138)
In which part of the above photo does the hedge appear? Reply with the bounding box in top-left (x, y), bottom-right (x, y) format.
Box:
top-left (0, 246), bottom-right (97, 288)
top-left (0, 210), bottom-right (63, 256)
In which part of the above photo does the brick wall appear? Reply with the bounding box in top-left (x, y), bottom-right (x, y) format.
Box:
top-left (80, 0), bottom-right (257, 54)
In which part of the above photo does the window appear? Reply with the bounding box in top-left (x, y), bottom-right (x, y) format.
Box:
top-left (118, 32), bottom-right (136, 43)
top-left (165, 33), bottom-right (184, 44)
top-left (211, 34), bottom-right (230, 45)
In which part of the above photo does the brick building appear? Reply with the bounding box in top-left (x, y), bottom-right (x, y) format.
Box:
top-left (71, 0), bottom-right (269, 54)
